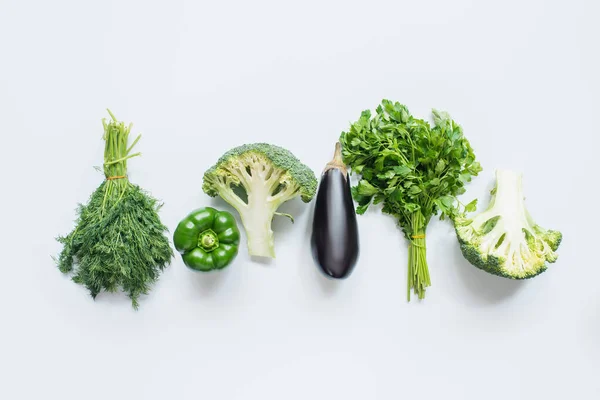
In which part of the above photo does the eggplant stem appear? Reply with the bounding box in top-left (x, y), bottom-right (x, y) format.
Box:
top-left (324, 142), bottom-right (348, 177)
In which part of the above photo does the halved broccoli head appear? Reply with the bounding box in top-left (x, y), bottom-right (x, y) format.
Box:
top-left (455, 169), bottom-right (562, 279)
top-left (203, 143), bottom-right (317, 258)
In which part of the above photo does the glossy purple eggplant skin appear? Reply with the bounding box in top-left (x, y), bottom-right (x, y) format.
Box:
top-left (311, 168), bottom-right (359, 279)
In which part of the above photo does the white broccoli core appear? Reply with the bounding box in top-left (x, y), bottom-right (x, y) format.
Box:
top-left (469, 170), bottom-right (546, 276)
top-left (242, 174), bottom-right (279, 258)
top-left (213, 154), bottom-right (301, 258)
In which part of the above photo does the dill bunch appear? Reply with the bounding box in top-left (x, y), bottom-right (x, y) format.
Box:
top-left (56, 110), bottom-right (173, 309)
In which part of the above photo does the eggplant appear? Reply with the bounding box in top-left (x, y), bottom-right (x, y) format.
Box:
top-left (311, 142), bottom-right (359, 279)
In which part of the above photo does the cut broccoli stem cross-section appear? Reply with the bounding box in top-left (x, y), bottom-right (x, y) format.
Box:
top-left (202, 143), bottom-right (317, 259)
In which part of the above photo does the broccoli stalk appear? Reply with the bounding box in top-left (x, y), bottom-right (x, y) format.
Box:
top-left (455, 170), bottom-right (562, 279)
top-left (203, 144), bottom-right (317, 258)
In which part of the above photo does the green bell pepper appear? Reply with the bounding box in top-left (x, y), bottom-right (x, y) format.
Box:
top-left (173, 207), bottom-right (240, 271)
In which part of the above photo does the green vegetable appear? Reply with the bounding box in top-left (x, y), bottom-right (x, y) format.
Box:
top-left (203, 143), bottom-right (317, 258)
top-left (454, 169), bottom-right (561, 279)
top-left (173, 207), bottom-right (240, 271)
top-left (55, 110), bottom-right (173, 309)
top-left (340, 100), bottom-right (481, 300)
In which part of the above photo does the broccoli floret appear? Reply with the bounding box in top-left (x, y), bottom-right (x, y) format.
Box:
top-left (203, 143), bottom-right (317, 258)
top-left (454, 169), bottom-right (562, 279)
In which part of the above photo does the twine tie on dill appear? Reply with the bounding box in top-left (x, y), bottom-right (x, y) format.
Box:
top-left (106, 175), bottom-right (126, 181)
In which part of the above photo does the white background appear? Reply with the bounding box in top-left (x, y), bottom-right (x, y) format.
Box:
top-left (0, 0), bottom-right (598, 399)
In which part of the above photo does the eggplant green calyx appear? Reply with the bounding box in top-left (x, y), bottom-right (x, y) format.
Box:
top-left (174, 207), bottom-right (240, 271)
top-left (323, 142), bottom-right (347, 178)
top-left (199, 229), bottom-right (219, 252)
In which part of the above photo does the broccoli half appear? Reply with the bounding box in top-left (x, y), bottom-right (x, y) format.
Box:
top-left (203, 143), bottom-right (317, 258)
top-left (454, 169), bottom-right (562, 279)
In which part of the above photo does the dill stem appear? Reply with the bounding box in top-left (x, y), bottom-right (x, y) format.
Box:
top-left (101, 110), bottom-right (141, 214)
top-left (104, 152), bottom-right (141, 166)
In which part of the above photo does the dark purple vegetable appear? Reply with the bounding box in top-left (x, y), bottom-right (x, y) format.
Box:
top-left (311, 143), bottom-right (359, 279)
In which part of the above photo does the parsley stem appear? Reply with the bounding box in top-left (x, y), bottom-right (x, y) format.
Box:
top-left (408, 212), bottom-right (430, 300)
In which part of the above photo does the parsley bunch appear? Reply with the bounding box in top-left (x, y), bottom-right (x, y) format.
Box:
top-left (340, 100), bottom-right (481, 300)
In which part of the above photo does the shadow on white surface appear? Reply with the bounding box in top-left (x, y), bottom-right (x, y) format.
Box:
top-left (207, 195), bottom-right (237, 215)
top-left (92, 289), bottom-right (138, 308)
top-left (250, 255), bottom-right (274, 266)
top-left (313, 265), bottom-right (343, 296)
top-left (579, 296), bottom-right (600, 357)
top-left (451, 241), bottom-right (525, 303)
top-left (186, 267), bottom-right (230, 297)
